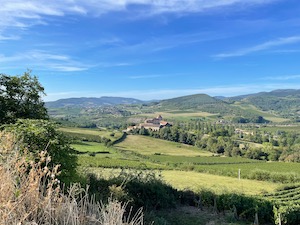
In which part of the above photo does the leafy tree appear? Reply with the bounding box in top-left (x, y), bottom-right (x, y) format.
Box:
top-left (245, 147), bottom-right (267, 160)
top-left (0, 71), bottom-right (48, 124)
top-left (4, 119), bottom-right (77, 184)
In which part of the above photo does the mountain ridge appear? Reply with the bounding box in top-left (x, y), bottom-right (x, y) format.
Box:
top-left (46, 96), bottom-right (144, 108)
top-left (46, 89), bottom-right (300, 114)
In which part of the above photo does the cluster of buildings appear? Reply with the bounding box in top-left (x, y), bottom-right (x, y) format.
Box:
top-left (126, 115), bottom-right (171, 132)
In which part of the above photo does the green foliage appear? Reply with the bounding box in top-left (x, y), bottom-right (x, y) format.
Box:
top-left (0, 71), bottom-right (48, 124)
top-left (87, 170), bottom-right (178, 211)
top-left (265, 183), bottom-right (300, 224)
top-left (178, 189), bottom-right (273, 223)
top-left (4, 119), bottom-right (77, 184)
top-left (232, 116), bottom-right (269, 124)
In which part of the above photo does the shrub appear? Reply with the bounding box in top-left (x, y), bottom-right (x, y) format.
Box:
top-left (3, 119), bottom-right (77, 184)
top-left (87, 170), bottom-right (178, 211)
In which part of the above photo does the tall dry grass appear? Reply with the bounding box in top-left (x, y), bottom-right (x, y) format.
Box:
top-left (0, 132), bottom-right (144, 225)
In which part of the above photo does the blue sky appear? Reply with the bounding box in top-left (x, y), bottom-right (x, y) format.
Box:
top-left (1, 0), bottom-right (300, 101)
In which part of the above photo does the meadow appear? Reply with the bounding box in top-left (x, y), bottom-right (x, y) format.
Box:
top-left (59, 127), bottom-right (123, 142)
top-left (114, 135), bottom-right (212, 156)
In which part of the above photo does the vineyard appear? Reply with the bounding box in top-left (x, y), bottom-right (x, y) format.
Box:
top-left (264, 184), bottom-right (300, 225)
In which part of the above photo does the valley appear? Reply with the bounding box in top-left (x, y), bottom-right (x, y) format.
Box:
top-left (46, 89), bottom-right (300, 224)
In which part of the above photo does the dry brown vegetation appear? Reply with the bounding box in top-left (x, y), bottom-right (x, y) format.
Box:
top-left (0, 132), bottom-right (144, 225)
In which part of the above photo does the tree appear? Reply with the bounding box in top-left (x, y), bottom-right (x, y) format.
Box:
top-left (0, 71), bottom-right (48, 124)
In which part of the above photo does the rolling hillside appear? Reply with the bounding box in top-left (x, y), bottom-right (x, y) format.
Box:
top-left (46, 89), bottom-right (300, 123)
top-left (155, 94), bottom-right (235, 114)
top-left (227, 89), bottom-right (300, 118)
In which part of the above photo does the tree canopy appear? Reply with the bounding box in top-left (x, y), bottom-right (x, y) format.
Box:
top-left (0, 71), bottom-right (48, 124)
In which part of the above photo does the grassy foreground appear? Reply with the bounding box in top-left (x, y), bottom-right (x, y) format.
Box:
top-left (84, 168), bottom-right (280, 196)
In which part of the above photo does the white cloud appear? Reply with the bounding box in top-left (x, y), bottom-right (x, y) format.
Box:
top-left (0, 50), bottom-right (90, 72)
top-left (0, 0), bottom-right (279, 33)
top-left (214, 36), bottom-right (300, 58)
top-left (49, 66), bottom-right (89, 72)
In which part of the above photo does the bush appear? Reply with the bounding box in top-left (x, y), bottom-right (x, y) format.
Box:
top-left (3, 119), bottom-right (77, 184)
top-left (87, 170), bottom-right (178, 211)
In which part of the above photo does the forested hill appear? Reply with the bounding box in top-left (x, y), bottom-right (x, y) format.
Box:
top-left (157, 94), bottom-right (232, 113)
top-left (228, 89), bottom-right (300, 101)
top-left (46, 97), bottom-right (144, 108)
top-left (227, 89), bottom-right (300, 116)
top-left (157, 94), bottom-right (227, 111)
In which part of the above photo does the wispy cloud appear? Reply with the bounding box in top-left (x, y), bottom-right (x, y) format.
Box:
top-left (0, 0), bottom-right (279, 33)
top-left (214, 36), bottom-right (300, 58)
top-left (0, 50), bottom-right (91, 72)
top-left (104, 31), bottom-right (229, 58)
top-left (0, 34), bottom-right (20, 41)
top-left (261, 75), bottom-right (300, 81)
top-left (49, 66), bottom-right (88, 72)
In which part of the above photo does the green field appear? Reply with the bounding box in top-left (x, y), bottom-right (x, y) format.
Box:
top-left (161, 170), bottom-right (279, 195)
top-left (84, 167), bottom-right (279, 196)
top-left (59, 127), bottom-right (123, 142)
top-left (72, 141), bottom-right (167, 170)
top-left (72, 141), bottom-right (113, 153)
top-left (115, 135), bottom-right (212, 156)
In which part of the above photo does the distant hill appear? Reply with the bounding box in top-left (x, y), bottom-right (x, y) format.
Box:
top-left (228, 89), bottom-right (300, 101)
top-left (155, 94), bottom-right (237, 114)
top-left (46, 89), bottom-right (300, 122)
top-left (46, 97), bottom-right (144, 108)
top-left (227, 89), bottom-right (300, 116)
top-left (159, 94), bottom-right (220, 109)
